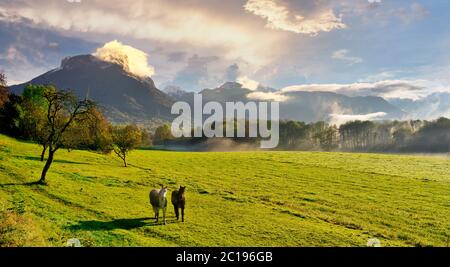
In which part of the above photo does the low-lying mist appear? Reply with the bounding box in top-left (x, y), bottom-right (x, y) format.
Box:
top-left (156, 138), bottom-right (261, 152)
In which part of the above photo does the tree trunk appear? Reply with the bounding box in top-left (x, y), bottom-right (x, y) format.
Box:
top-left (123, 155), bottom-right (127, 167)
top-left (39, 150), bottom-right (55, 184)
top-left (40, 145), bottom-right (47, 162)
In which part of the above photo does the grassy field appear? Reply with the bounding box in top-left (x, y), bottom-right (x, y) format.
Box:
top-left (0, 134), bottom-right (449, 247)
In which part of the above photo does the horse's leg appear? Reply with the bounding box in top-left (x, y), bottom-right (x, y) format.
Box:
top-left (156, 209), bottom-right (159, 223)
top-left (174, 204), bottom-right (179, 220)
top-left (181, 207), bottom-right (185, 222)
top-left (163, 207), bottom-right (167, 225)
top-left (153, 206), bottom-right (157, 220)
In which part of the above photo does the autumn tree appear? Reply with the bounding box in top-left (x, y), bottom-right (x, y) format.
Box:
top-left (111, 125), bottom-right (142, 167)
top-left (140, 128), bottom-right (153, 147)
top-left (65, 107), bottom-right (113, 153)
top-left (38, 89), bottom-right (96, 184)
top-left (153, 124), bottom-right (174, 144)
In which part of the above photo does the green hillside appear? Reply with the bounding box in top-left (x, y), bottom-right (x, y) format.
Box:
top-left (0, 134), bottom-right (449, 247)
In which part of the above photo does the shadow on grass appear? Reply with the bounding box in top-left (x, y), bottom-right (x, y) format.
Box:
top-left (13, 155), bottom-right (90, 165)
top-left (127, 164), bottom-right (152, 171)
top-left (68, 217), bottom-right (177, 231)
top-left (0, 181), bottom-right (42, 187)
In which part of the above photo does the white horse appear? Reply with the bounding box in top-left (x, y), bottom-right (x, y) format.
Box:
top-left (149, 186), bottom-right (168, 225)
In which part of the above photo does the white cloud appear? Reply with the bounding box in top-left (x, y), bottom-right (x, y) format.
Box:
top-left (237, 76), bottom-right (259, 90)
top-left (0, 44), bottom-right (49, 85)
top-left (329, 112), bottom-right (387, 126)
top-left (244, 0), bottom-right (346, 35)
top-left (245, 79), bottom-right (450, 103)
top-left (93, 40), bottom-right (155, 78)
top-left (0, 0), bottom-right (281, 67)
top-left (0, 46), bottom-right (26, 62)
top-left (247, 91), bottom-right (290, 102)
top-left (0, 0), bottom-right (436, 90)
top-left (332, 49), bottom-right (362, 65)
top-left (281, 80), bottom-right (435, 100)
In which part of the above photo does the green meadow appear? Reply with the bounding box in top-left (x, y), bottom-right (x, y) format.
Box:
top-left (0, 134), bottom-right (449, 247)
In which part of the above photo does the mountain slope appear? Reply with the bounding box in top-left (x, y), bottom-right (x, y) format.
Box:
top-left (11, 55), bottom-right (174, 123)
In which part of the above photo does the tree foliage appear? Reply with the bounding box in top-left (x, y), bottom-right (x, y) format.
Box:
top-left (0, 94), bottom-right (24, 137)
top-left (153, 124), bottom-right (174, 144)
top-left (21, 85), bottom-right (55, 160)
top-left (0, 72), bottom-right (9, 108)
top-left (64, 107), bottom-right (113, 153)
top-left (140, 128), bottom-right (153, 147)
top-left (37, 88), bottom-right (97, 184)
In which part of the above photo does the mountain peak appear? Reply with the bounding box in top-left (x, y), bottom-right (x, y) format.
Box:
top-left (93, 40), bottom-right (155, 78)
top-left (60, 55), bottom-right (109, 71)
top-left (11, 54), bottom-right (173, 123)
top-left (219, 82), bottom-right (244, 90)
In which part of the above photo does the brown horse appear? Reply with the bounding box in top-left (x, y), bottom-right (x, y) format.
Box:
top-left (171, 186), bottom-right (186, 222)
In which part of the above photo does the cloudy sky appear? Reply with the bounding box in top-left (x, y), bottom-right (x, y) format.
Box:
top-left (0, 0), bottom-right (449, 99)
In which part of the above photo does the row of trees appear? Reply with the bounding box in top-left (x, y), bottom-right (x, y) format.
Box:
top-left (151, 117), bottom-right (449, 152)
top-left (0, 78), bottom-right (154, 184)
top-left (277, 119), bottom-right (450, 152)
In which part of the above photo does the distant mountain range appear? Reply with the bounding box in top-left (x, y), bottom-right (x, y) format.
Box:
top-left (165, 82), bottom-right (407, 123)
top-left (10, 54), bottom-right (448, 126)
top-left (389, 92), bottom-right (450, 120)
